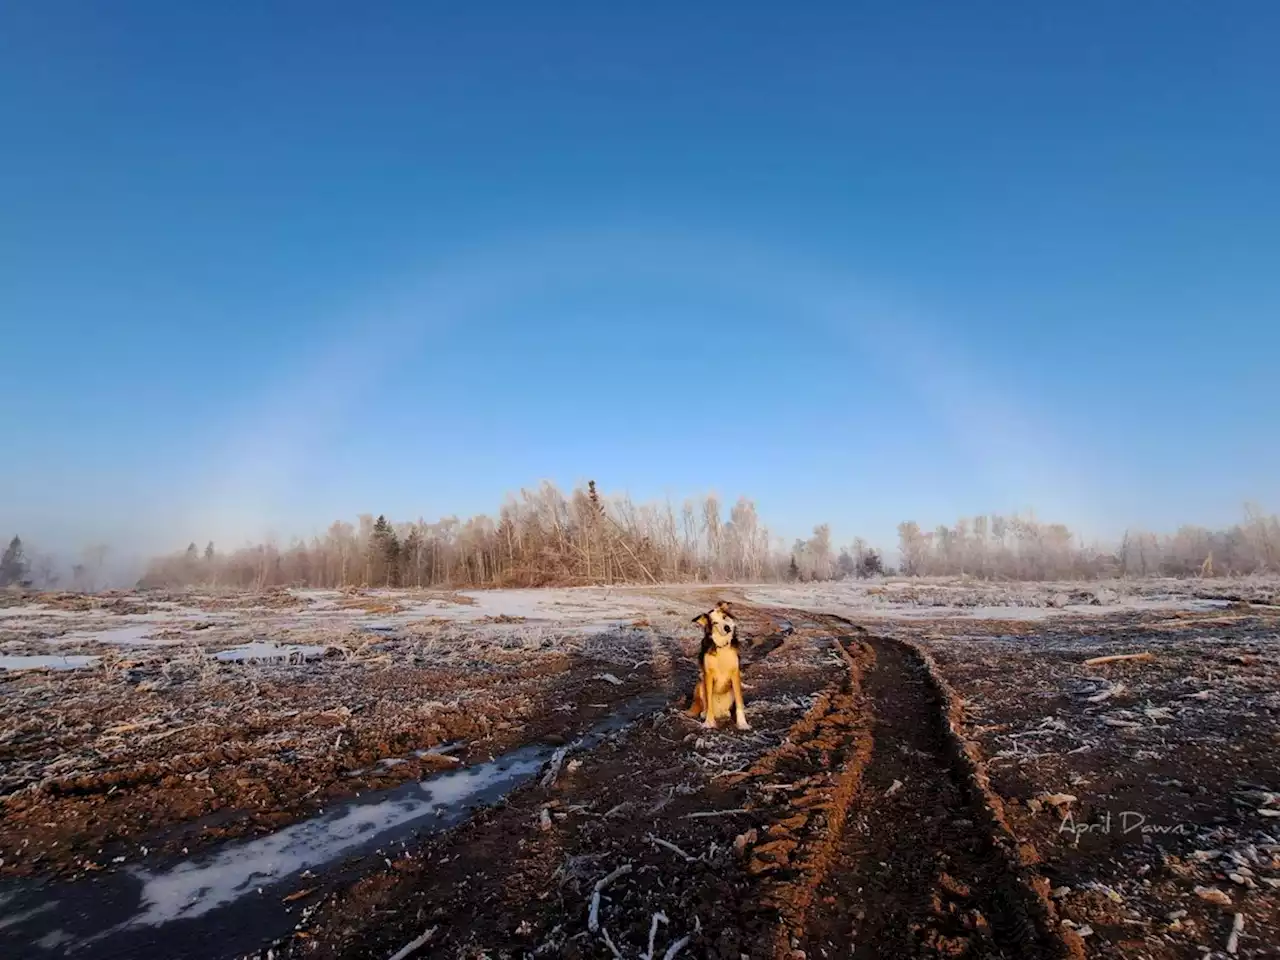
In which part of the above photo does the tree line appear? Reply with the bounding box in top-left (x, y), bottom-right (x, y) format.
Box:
top-left (132, 482), bottom-right (876, 590)
top-left (895, 504), bottom-right (1280, 580)
top-left (0, 536), bottom-right (111, 591)
top-left (5, 485), bottom-right (1277, 592)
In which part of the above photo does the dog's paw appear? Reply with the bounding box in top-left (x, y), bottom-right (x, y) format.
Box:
top-left (703, 718), bottom-right (717, 730)
top-left (736, 717), bottom-right (751, 731)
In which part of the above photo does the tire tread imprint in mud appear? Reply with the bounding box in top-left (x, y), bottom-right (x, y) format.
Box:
top-left (796, 617), bottom-right (1084, 960)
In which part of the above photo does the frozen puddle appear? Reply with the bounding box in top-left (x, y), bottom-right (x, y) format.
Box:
top-left (211, 642), bottom-right (329, 663)
top-left (54, 626), bottom-right (162, 647)
top-left (0, 694), bottom-right (664, 959)
top-left (0, 655), bottom-right (99, 672)
top-left (126, 754), bottom-right (546, 927)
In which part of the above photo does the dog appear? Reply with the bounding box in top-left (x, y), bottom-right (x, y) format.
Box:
top-left (687, 601), bottom-right (750, 730)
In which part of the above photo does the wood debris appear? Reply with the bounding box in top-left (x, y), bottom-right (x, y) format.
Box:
top-left (541, 746), bottom-right (570, 789)
top-left (1226, 912), bottom-right (1244, 955)
top-left (1085, 682), bottom-right (1126, 704)
top-left (1083, 652), bottom-right (1155, 667)
top-left (1195, 886), bottom-right (1233, 907)
top-left (647, 834), bottom-right (696, 862)
top-left (1038, 793), bottom-right (1078, 808)
top-left (588, 862), bottom-right (634, 932)
top-left (641, 911), bottom-right (669, 960)
top-left (386, 926), bottom-right (438, 960)
top-left (662, 934), bottom-right (692, 960)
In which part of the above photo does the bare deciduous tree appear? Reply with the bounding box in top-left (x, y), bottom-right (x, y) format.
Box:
top-left (133, 493), bottom-right (1280, 590)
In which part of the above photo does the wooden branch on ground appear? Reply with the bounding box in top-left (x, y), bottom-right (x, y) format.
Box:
top-left (386, 926), bottom-right (437, 960)
top-left (682, 807), bottom-right (749, 819)
top-left (1083, 652), bottom-right (1155, 666)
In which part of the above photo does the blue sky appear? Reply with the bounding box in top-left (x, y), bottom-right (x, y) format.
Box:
top-left (2, 2), bottom-right (1277, 557)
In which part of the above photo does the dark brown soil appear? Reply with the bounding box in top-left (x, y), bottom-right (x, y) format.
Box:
top-left (0, 652), bottom-right (659, 878)
top-left (802, 633), bottom-right (1080, 959)
top-left (252, 617), bottom-right (1076, 960)
top-left (3, 597), bottom-right (1277, 960)
top-left (917, 606), bottom-right (1280, 958)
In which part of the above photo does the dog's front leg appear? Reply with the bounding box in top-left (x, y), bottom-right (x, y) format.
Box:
top-left (688, 676), bottom-right (706, 719)
top-left (732, 671), bottom-right (750, 730)
top-left (702, 671), bottom-right (717, 729)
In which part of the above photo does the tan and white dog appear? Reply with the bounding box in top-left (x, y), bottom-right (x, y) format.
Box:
top-left (687, 601), bottom-right (749, 730)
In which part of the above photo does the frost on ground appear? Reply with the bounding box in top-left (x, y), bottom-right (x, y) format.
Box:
top-left (0, 585), bottom-right (677, 664)
top-left (0, 655), bottom-right (99, 672)
top-left (0, 585), bottom-right (699, 884)
top-left (908, 601), bottom-right (1280, 959)
top-left (1, 579), bottom-right (1277, 959)
top-left (744, 575), bottom-right (1275, 620)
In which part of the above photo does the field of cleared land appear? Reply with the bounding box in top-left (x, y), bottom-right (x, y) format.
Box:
top-left (1, 578), bottom-right (1278, 959)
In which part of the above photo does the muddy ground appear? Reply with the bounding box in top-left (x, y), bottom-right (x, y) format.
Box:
top-left (1, 582), bottom-right (1278, 958)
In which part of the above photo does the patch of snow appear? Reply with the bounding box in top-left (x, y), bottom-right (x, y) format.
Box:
top-left (741, 582), bottom-right (1243, 621)
top-left (0, 655), bottom-right (99, 671)
top-left (427, 588), bottom-right (659, 623)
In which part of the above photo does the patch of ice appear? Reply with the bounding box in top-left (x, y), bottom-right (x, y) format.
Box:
top-left (0, 655), bottom-right (99, 671)
top-left (123, 753), bottom-right (544, 926)
top-left (128, 608), bottom-right (237, 623)
top-left (211, 642), bottom-right (328, 663)
top-left (1188, 598), bottom-right (1232, 610)
top-left (0, 900), bottom-right (57, 929)
top-left (35, 929), bottom-right (75, 950)
top-left (55, 625), bottom-right (162, 647)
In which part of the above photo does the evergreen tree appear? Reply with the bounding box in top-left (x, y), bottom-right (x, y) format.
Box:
top-left (0, 536), bottom-right (29, 587)
top-left (382, 529), bottom-right (400, 586)
top-left (859, 549), bottom-right (884, 578)
top-left (402, 527), bottom-right (422, 587)
top-left (836, 549), bottom-right (856, 579)
top-left (371, 515), bottom-right (400, 586)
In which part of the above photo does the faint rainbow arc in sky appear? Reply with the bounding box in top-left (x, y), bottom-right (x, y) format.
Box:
top-left (182, 225), bottom-right (1098, 547)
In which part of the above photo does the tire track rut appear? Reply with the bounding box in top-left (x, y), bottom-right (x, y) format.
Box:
top-left (799, 621), bottom-right (1082, 959)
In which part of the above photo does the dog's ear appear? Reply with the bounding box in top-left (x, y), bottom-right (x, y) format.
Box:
top-left (715, 601), bottom-right (732, 613)
top-left (692, 613), bottom-right (710, 629)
